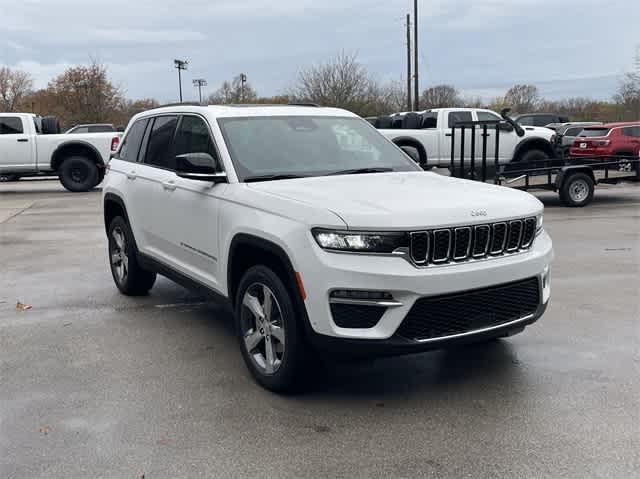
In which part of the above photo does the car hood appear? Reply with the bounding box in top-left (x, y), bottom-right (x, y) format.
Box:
top-left (522, 126), bottom-right (555, 139)
top-left (248, 172), bottom-right (542, 229)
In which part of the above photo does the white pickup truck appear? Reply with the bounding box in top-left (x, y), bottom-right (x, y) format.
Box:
top-left (373, 108), bottom-right (555, 170)
top-left (0, 113), bottom-right (121, 191)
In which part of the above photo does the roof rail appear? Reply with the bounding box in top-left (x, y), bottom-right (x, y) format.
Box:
top-left (287, 102), bottom-right (320, 107)
top-left (158, 101), bottom-right (204, 107)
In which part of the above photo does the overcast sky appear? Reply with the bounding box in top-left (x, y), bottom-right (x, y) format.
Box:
top-left (1, 0), bottom-right (638, 103)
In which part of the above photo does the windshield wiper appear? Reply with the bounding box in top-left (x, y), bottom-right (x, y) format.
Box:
top-left (327, 167), bottom-right (394, 176)
top-left (243, 174), bottom-right (309, 183)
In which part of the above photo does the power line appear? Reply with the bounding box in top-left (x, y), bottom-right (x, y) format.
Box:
top-left (413, 0), bottom-right (419, 110)
top-left (406, 14), bottom-right (412, 111)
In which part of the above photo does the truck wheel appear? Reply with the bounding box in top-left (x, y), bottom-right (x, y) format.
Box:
top-left (108, 216), bottom-right (156, 295)
top-left (235, 265), bottom-right (309, 393)
top-left (0, 174), bottom-right (21, 182)
top-left (95, 168), bottom-right (106, 187)
top-left (58, 156), bottom-right (99, 192)
top-left (559, 172), bottom-right (594, 207)
top-left (517, 148), bottom-right (549, 172)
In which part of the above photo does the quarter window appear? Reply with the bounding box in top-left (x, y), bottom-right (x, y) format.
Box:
top-left (143, 116), bottom-right (178, 169)
top-left (119, 119), bottom-right (148, 162)
top-left (0, 117), bottom-right (24, 134)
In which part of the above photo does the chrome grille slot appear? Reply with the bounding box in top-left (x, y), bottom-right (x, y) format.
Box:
top-left (453, 227), bottom-right (472, 260)
top-left (431, 230), bottom-right (451, 263)
top-left (409, 232), bottom-right (429, 264)
top-left (521, 217), bottom-right (536, 248)
top-left (507, 220), bottom-right (523, 252)
top-left (472, 225), bottom-right (490, 257)
top-left (490, 223), bottom-right (507, 255)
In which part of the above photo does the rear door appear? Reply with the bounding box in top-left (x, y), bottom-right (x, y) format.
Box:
top-left (0, 115), bottom-right (34, 171)
top-left (443, 110), bottom-right (473, 164)
top-left (128, 115), bottom-right (179, 261)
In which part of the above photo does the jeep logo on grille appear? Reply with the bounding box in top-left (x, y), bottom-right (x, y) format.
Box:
top-left (471, 209), bottom-right (487, 217)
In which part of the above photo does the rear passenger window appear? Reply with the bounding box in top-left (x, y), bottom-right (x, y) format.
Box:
top-left (119, 119), bottom-right (148, 162)
top-left (0, 117), bottom-right (24, 134)
top-left (144, 116), bottom-right (178, 169)
top-left (447, 111), bottom-right (472, 128)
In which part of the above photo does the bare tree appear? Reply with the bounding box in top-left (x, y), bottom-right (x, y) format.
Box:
top-left (208, 75), bottom-right (257, 104)
top-left (0, 67), bottom-right (33, 111)
top-left (613, 48), bottom-right (640, 120)
top-left (291, 52), bottom-right (381, 115)
top-left (420, 84), bottom-right (462, 109)
top-left (45, 61), bottom-right (124, 127)
top-left (504, 84), bottom-right (540, 112)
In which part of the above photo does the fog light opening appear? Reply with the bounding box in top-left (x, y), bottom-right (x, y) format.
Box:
top-left (330, 290), bottom-right (394, 301)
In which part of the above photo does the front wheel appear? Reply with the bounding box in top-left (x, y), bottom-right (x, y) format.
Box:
top-left (559, 172), bottom-right (594, 207)
top-left (235, 265), bottom-right (309, 393)
top-left (58, 156), bottom-right (98, 192)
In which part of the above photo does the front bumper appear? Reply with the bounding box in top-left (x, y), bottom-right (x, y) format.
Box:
top-left (297, 230), bottom-right (553, 345)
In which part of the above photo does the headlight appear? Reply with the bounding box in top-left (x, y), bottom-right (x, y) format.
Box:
top-left (536, 214), bottom-right (544, 234)
top-left (312, 228), bottom-right (408, 253)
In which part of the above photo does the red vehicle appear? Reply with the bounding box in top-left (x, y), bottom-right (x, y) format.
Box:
top-left (569, 122), bottom-right (640, 158)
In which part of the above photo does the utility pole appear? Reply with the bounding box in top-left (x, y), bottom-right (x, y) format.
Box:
top-left (406, 14), bottom-right (412, 111)
top-left (413, 0), bottom-right (419, 111)
top-left (193, 78), bottom-right (207, 104)
top-left (240, 73), bottom-right (247, 102)
top-left (174, 59), bottom-right (189, 102)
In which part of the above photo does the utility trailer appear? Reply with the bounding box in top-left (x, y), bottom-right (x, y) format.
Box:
top-left (448, 118), bottom-right (640, 207)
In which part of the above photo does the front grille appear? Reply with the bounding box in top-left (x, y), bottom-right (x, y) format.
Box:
top-left (396, 277), bottom-right (540, 341)
top-left (330, 303), bottom-right (386, 328)
top-left (409, 217), bottom-right (536, 266)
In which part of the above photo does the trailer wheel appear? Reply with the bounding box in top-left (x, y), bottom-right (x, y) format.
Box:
top-left (559, 172), bottom-right (594, 207)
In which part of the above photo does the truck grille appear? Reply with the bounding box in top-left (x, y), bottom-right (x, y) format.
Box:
top-left (409, 217), bottom-right (536, 266)
top-left (396, 277), bottom-right (540, 341)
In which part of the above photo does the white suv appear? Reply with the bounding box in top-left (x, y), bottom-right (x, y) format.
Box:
top-left (103, 105), bottom-right (553, 392)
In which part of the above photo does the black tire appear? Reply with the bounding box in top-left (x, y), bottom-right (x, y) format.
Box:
top-left (395, 141), bottom-right (427, 169)
top-left (559, 172), bottom-right (594, 207)
top-left (514, 148), bottom-right (550, 173)
top-left (107, 216), bottom-right (156, 296)
top-left (58, 156), bottom-right (99, 192)
top-left (234, 265), bottom-right (309, 393)
top-left (95, 168), bottom-right (106, 187)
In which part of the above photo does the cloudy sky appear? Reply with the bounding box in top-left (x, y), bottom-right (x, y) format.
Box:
top-left (1, 0), bottom-right (638, 103)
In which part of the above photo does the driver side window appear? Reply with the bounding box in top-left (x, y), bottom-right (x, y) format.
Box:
top-left (173, 115), bottom-right (220, 169)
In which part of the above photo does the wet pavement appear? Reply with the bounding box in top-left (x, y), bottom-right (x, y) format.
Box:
top-left (1, 179), bottom-right (639, 478)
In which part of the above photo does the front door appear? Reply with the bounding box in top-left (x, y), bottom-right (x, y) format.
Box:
top-left (0, 116), bottom-right (33, 171)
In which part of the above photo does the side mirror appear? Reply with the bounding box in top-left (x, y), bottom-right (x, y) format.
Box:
top-left (175, 152), bottom-right (227, 183)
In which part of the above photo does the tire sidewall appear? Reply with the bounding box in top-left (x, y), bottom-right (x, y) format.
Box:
top-left (234, 265), bottom-right (304, 393)
top-left (561, 173), bottom-right (594, 207)
top-left (59, 156), bottom-right (99, 192)
top-left (108, 217), bottom-right (135, 293)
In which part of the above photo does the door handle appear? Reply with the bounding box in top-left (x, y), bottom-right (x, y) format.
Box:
top-left (17, 138), bottom-right (28, 142)
top-left (126, 171), bottom-right (137, 180)
top-left (162, 180), bottom-right (176, 191)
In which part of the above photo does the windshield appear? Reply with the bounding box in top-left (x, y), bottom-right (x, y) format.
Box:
top-left (218, 116), bottom-right (420, 181)
top-left (579, 128), bottom-right (610, 137)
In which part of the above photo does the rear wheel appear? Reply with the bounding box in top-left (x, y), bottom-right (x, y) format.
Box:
top-left (512, 148), bottom-right (550, 174)
top-left (108, 216), bottom-right (156, 295)
top-left (235, 265), bottom-right (309, 393)
top-left (559, 172), bottom-right (594, 207)
top-left (58, 156), bottom-right (99, 192)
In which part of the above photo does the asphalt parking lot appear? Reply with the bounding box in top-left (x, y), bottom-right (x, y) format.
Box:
top-left (1, 179), bottom-right (639, 478)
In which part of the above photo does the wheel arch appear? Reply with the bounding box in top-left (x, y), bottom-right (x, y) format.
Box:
top-left (51, 141), bottom-right (105, 171)
top-left (391, 136), bottom-right (428, 168)
top-left (103, 193), bottom-right (130, 234)
top-left (513, 138), bottom-right (555, 161)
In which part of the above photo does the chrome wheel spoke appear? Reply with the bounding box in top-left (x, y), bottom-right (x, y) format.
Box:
top-left (111, 253), bottom-right (121, 265)
top-left (262, 285), bottom-right (273, 320)
top-left (112, 230), bottom-right (124, 250)
top-left (243, 293), bottom-right (264, 320)
top-left (264, 337), bottom-right (276, 374)
top-left (270, 324), bottom-right (285, 345)
top-left (244, 330), bottom-right (263, 351)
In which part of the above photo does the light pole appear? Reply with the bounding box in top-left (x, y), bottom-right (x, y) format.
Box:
top-left (193, 79), bottom-right (207, 104)
top-left (240, 73), bottom-right (247, 102)
top-left (174, 59), bottom-right (189, 102)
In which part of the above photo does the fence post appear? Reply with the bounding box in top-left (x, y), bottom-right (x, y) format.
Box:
top-left (482, 124), bottom-right (488, 182)
top-left (494, 124), bottom-right (500, 185)
top-left (450, 126), bottom-right (456, 176)
top-left (459, 126), bottom-right (466, 179)
top-left (470, 125), bottom-right (476, 180)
